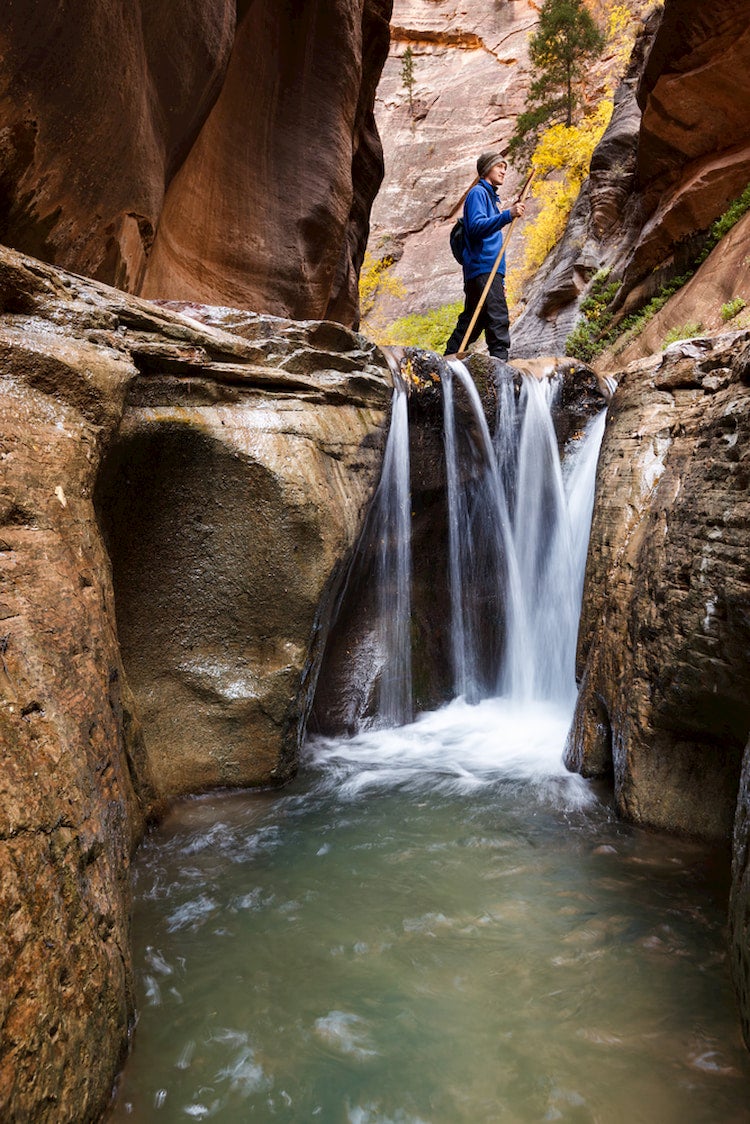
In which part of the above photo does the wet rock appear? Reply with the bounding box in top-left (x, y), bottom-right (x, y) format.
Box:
top-left (0, 244), bottom-right (389, 1118)
top-left (566, 330), bottom-right (750, 842)
top-left (731, 735), bottom-right (750, 1052)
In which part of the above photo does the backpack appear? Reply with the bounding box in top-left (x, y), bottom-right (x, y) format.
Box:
top-left (449, 217), bottom-right (464, 264)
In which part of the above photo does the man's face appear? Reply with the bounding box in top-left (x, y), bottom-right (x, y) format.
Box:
top-left (487, 162), bottom-right (507, 188)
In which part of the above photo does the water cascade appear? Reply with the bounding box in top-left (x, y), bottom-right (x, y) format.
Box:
top-left (508, 376), bottom-right (601, 703)
top-left (372, 379), bottom-right (413, 726)
top-left (319, 356), bottom-right (609, 730)
top-left (438, 360), bottom-right (605, 711)
top-left (441, 361), bottom-right (527, 702)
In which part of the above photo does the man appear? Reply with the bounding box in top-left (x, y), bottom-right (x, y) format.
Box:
top-left (445, 152), bottom-right (525, 361)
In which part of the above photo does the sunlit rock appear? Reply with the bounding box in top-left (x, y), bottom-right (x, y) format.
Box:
top-left (0, 244), bottom-right (389, 1118)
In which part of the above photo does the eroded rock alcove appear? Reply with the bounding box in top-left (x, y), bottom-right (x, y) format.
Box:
top-left (0, 245), bottom-right (389, 1120)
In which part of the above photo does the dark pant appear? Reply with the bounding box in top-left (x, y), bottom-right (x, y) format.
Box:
top-left (444, 272), bottom-right (510, 359)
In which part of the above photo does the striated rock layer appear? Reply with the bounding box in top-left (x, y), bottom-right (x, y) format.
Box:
top-left (564, 328), bottom-right (750, 1045)
top-left (566, 331), bottom-right (750, 839)
top-left (0, 0), bottom-right (392, 325)
top-left (0, 244), bottom-right (389, 1120)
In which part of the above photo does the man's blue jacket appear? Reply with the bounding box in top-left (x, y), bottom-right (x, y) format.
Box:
top-left (462, 178), bottom-right (513, 281)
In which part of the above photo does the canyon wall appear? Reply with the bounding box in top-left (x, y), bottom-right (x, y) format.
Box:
top-left (563, 329), bottom-right (750, 1048)
top-left (512, 0), bottom-right (750, 358)
top-left (367, 0), bottom-right (538, 323)
top-left (0, 245), bottom-right (389, 1120)
top-left (366, 0), bottom-right (649, 328)
top-left (566, 331), bottom-right (750, 840)
top-left (0, 0), bottom-right (392, 325)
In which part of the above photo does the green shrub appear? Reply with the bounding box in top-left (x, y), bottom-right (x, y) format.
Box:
top-left (697, 184), bottom-right (750, 265)
top-left (566, 180), bottom-right (750, 360)
top-left (721, 296), bottom-right (747, 322)
top-left (565, 268), bottom-right (621, 360)
top-left (380, 301), bottom-right (464, 353)
top-left (663, 321), bottom-right (703, 347)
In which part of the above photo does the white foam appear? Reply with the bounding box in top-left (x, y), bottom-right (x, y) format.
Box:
top-left (308, 695), bottom-right (594, 809)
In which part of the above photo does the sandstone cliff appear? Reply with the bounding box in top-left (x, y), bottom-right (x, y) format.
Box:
top-left (0, 0), bottom-right (392, 325)
top-left (367, 0), bottom-right (538, 322)
top-left (511, 0), bottom-right (750, 359)
top-left (0, 244), bottom-right (389, 1120)
top-left (566, 332), bottom-right (750, 840)
top-left (366, 0), bottom-right (650, 328)
top-left (561, 329), bottom-right (750, 1049)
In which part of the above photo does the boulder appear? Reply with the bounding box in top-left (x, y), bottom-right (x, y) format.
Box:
top-left (566, 331), bottom-right (750, 841)
top-left (0, 244), bottom-right (389, 1118)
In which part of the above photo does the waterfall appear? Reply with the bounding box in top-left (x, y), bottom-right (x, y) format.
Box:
top-left (509, 377), bottom-right (584, 703)
top-left (372, 381), bottom-right (413, 726)
top-left (440, 362), bottom-right (606, 708)
top-left (442, 361), bottom-right (528, 702)
top-left (441, 366), bottom-right (472, 697)
top-left (358, 356), bottom-right (606, 731)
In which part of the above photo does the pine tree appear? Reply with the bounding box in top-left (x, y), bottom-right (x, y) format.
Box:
top-left (401, 46), bottom-right (415, 118)
top-left (509, 0), bottom-right (604, 164)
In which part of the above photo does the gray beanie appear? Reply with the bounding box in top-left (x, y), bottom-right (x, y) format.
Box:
top-left (477, 150), bottom-right (506, 178)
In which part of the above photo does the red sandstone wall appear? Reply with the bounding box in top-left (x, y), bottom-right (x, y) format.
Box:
top-left (0, 0), bottom-right (392, 325)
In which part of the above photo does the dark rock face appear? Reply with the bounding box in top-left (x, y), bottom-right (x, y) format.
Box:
top-left (0, 0), bottom-right (392, 325)
top-left (731, 736), bottom-right (750, 1052)
top-left (0, 244), bottom-right (389, 1119)
top-left (566, 332), bottom-right (750, 842)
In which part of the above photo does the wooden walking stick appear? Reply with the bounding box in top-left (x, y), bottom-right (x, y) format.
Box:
top-left (457, 168), bottom-right (536, 357)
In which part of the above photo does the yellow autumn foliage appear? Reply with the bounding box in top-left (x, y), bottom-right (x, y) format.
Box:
top-left (359, 250), bottom-right (406, 323)
top-left (506, 99), bottom-right (613, 308)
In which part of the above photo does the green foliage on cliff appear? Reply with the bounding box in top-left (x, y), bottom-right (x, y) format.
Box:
top-left (564, 268), bottom-right (621, 361)
top-left (663, 321), bottom-right (703, 347)
top-left (566, 180), bottom-right (750, 361)
top-left (379, 301), bottom-right (464, 353)
top-left (722, 297), bottom-right (747, 322)
top-left (700, 183), bottom-right (750, 257)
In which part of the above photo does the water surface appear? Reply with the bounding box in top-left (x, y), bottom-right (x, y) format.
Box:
top-left (111, 699), bottom-right (750, 1123)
